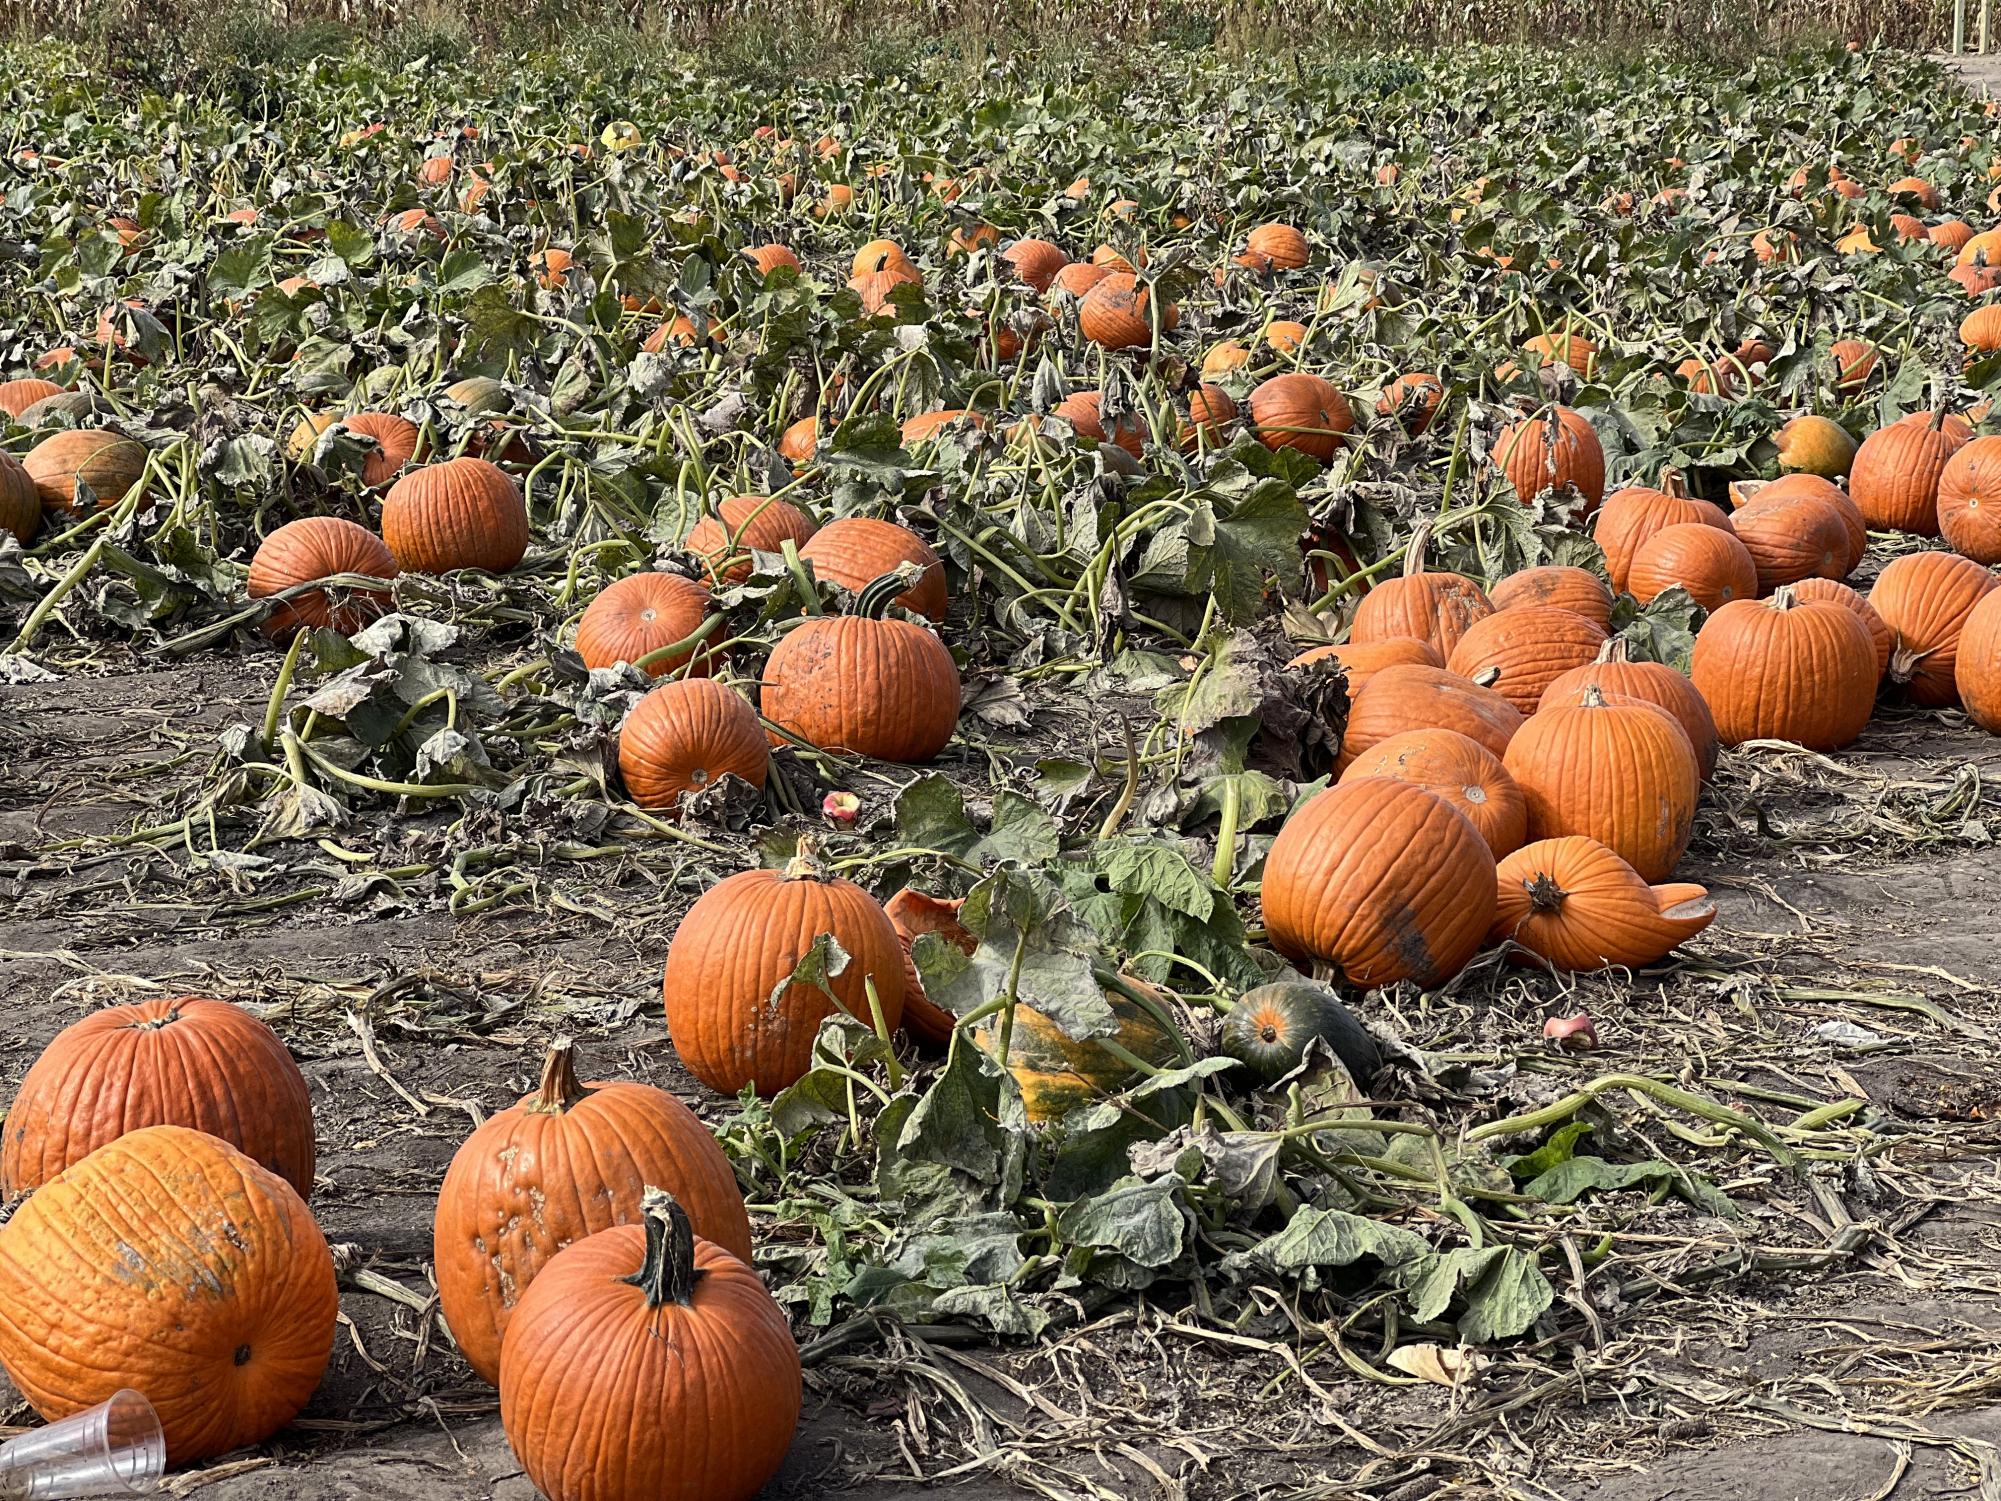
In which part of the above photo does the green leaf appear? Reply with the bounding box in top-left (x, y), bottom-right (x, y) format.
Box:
top-left (1056, 1175), bottom-right (1186, 1268)
top-left (1396, 1246), bottom-right (1556, 1343)
top-left (1183, 481), bottom-right (1309, 624)
top-left (1224, 1206), bottom-right (1429, 1277)
top-left (1093, 837), bottom-right (1211, 920)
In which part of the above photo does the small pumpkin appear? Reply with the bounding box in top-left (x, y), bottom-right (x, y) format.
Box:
top-left (1247, 373), bottom-right (1354, 464)
top-left (1491, 836), bottom-right (1716, 971)
top-left (1593, 472), bottom-right (1733, 593)
top-left (1261, 777), bottom-right (1497, 987)
top-left (885, 889), bottom-right (976, 1046)
top-left (1377, 372), bottom-right (1445, 434)
top-left (1956, 587), bottom-right (2001, 733)
top-left (288, 410), bottom-right (422, 488)
top-left (1540, 637), bottom-right (1720, 779)
top-left (1690, 588), bottom-right (1879, 748)
top-left (1002, 237), bottom-right (1069, 292)
top-left (1494, 405), bottom-right (1606, 517)
top-left (1627, 521), bottom-right (1758, 610)
top-left (1078, 272), bottom-right (1176, 350)
top-left (973, 980), bottom-right (1181, 1123)
top-left (1937, 434), bottom-right (2001, 565)
top-left (619, 678), bottom-right (768, 811)
top-left (576, 573), bottom-right (714, 678)
top-left (498, 1190), bottom-right (799, 1501)
top-left (1830, 339), bottom-right (1879, 394)
top-left (0, 1126), bottom-right (337, 1466)
top-left (22, 428), bottom-right (148, 515)
top-left (1501, 685), bottom-right (1700, 883)
top-left (1050, 261), bottom-right (1111, 299)
top-left (1050, 390), bottom-right (1148, 457)
top-left (435, 1039), bottom-right (753, 1386)
top-left (1348, 523), bottom-right (1495, 659)
top-left (1868, 549), bottom-right (2001, 707)
top-left (1487, 565), bottom-right (1614, 629)
top-left (1337, 726), bottom-right (1526, 856)
top-left (798, 516), bottom-right (947, 620)
top-left (1236, 223), bottom-right (1311, 272)
top-left (1849, 411), bottom-right (1970, 537)
top-left (249, 516), bottom-right (400, 640)
top-left (1521, 331), bottom-right (1599, 379)
top-left (380, 456), bottom-right (529, 574)
top-left (683, 493), bottom-right (819, 584)
top-left (1739, 473), bottom-right (1867, 573)
top-left (1445, 605), bottom-right (1608, 718)
top-left (662, 843), bottom-right (906, 1096)
top-left (1219, 981), bottom-right (1381, 1085)
top-left (0, 377), bottom-right (62, 418)
top-left (0, 453), bottom-right (41, 543)
top-left (777, 415), bottom-right (819, 463)
top-left (1181, 384), bottom-right (1238, 450)
top-left (1339, 662), bottom-right (1524, 772)
top-left (1774, 415), bottom-right (1858, 479)
top-left (742, 242), bottom-right (801, 277)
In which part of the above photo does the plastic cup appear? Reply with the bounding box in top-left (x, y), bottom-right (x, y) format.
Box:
top-left (0, 1390), bottom-right (164, 1497)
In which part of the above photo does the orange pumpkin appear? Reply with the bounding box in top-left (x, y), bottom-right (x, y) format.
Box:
top-left (684, 493), bottom-right (819, 583)
top-left (742, 243), bottom-right (801, 277)
top-left (1338, 663), bottom-right (1523, 772)
top-left (1729, 486), bottom-right (1853, 591)
top-left (1349, 528), bottom-right (1495, 659)
top-left (1627, 522), bottom-right (1758, 610)
top-left (1850, 411), bottom-right (1970, 536)
top-left (1235, 223), bottom-right (1311, 272)
top-left (1247, 373), bottom-right (1354, 464)
top-left (1690, 589), bottom-right (1879, 748)
top-left (247, 517), bottom-right (399, 638)
top-left (1337, 727), bottom-right (1526, 856)
top-left (380, 457), bottom-right (529, 574)
top-left (575, 573), bottom-right (714, 678)
top-left (1491, 835), bottom-right (1715, 971)
top-left (885, 889), bottom-right (976, 1045)
top-left (1050, 390), bottom-right (1148, 457)
top-left (1956, 587), bottom-right (2001, 732)
top-left (1790, 577), bottom-right (1891, 680)
top-left (1181, 384), bottom-right (1238, 450)
top-left (619, 678), bottom-right (768, 811)
top-left (1377, 372), bottom-right (1445, 434)
top-left (1078, 273), bottom-right (1175, 350)
top-left (0, 377), bottom-right (62, 417)
top-left (1937, 434), bottom-right (2001, 564)
top-left (1002, 238), bottom-right (1069, 292)
top-left (1445, 605), bottom-right (1608, 718)
top-left (22, 429), bottom-right (148, 515)
top-left (1487, 565), bottom-right (1614, 629)
top-left (1540, 637), bottom-right (1719, 779)
top-left (1285, 637), bottom-right (1442, 696)
top-left (1495, 405), bottom-right (1606, 517)
top-left (1868, 549), bottom-right (2001, 706)
top-left (798, 516), bottom-right (947, 621)
top-left (1593, 473), bottom-right (1734, 593)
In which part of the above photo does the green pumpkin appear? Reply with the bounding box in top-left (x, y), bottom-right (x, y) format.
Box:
top-left (974, 980), bottom-right (1181, 1123)
top-left (1218, 981), bottom-right (1381, 1086)
top-left (443, 375), bottom-right (513, 415)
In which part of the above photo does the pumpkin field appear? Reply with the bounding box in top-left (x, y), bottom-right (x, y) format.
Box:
top-left (4, 24), bottom-right (2001, 1501)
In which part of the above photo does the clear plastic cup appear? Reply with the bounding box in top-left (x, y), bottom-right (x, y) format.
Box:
top-left (0, 1390), bottom-right (164, 1497)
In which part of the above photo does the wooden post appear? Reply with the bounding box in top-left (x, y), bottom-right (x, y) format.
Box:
top-left (1984, 0), bottom-right (1993, 54)
top-left (1956, 0), bottom-right (1967, 54)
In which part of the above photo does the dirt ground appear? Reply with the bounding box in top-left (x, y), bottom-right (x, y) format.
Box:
top-left (4, 650), bottom-right (2001, 1501)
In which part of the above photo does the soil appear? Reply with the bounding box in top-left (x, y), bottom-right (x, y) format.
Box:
top-left (4, 651), bottom-right (2001, 1500)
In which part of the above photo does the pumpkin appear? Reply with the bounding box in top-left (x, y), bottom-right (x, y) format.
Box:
top-left (684, 493), bottom-right (818, 584)
top-left (1045, 390), bottom-right (1145, 457)
top-left (798, 516), bottom-right (946, 621)
top-left (763, 565), bottom-right (960, 761)
top-left (662, 844), bottom-right (906, 1096)
top-left (1339, 662), bottom-right (1523, 772)
top-left (0, 453), bottom-right (40, 543)
top-left (0, 995), bottom-right (314, 1199)
top-left (1868, 550), bottom-right (2001, 707)
top-left (901, 409), bottom-right (984, 445)
top-left (498, 1190), bottom-right (799, 1501)
top-left (1541, 637), bottom-right (1720, 779)
top-left (777, 416), bottom-right (819, 463)
top-left (1495, 405), bottom-right (1606, 516)
top-left (1078, 272), bottom-right (1175, 349)
top-left (1247, 373), bottom-right (1354, 463)
top-left (1051, 261), bottom-right (1111, 299)
top-left (849, 253), bottom-right (922, 314)
top-left (434, 1039), bottom-right (753, 1386)
top-left (1963, 304), bottom-right (2001, 355)
top-left (1002, 237), bottom-right (1069, 292)
top-left (1744, 473), bottom-right (1867, 573)
top-left (742, 242), bottom-right (801, 277)
top-left (576, 573), bottom-right (714, 678)
top-left (0, 377), bottom-right (62, 417)
top-left (619, 678), bottom-right (768, 811)
top-left (1522, 331), bottom-right (1598, 379)
top-left (973, 980), bottom-right (1181, 1122)
top-left (1627, 522), bottom-right (1758, 610)
top-left (0, 1126), bottom-right (337, 1466)
top-left (1202, 340), bottom-right (1252, 378)
top-left (288, 410), bottom-right (423, 488)
top-left (22, 429), bottom-right (148, 515)
top-left (1729, 486), bottom-right (1853, 591)
top-left (1349, 527), bottom-right (1495, 659)
top-left (1286, 636), bottom-right (1442, 695)
top-left (1689, 588), bottom-right (1879, 748)
top-left (1445, 606), bottom-right (1608, 718)
top-left (246, 516), bottom-right (398, 640)
top-left (1957, 587), bottom-right (2001, 733)
top-left (1934, 219), bottom-right (1978, 252)
top-left (1264, 319), bottom-right (1309, 355)
top-left (380, 457), bottom-right (529, 574)
top-left (1262, 777), bottom-right (1497, 987)
top-left (1938, 434), bottom-right (2001, 564)
top-left (1337, 726), bottom-right (1526, 856)
top-left (1377, 372), bottom-right (1445, 434)
top-left (885, 889), bottom-right (975, 1045)
top-left (1491, 836), bottom-right (1716, 971)
top-left (1236, 223), bottom-right (1311, 272)
top-left (1487, 565), bottom-right (1614, 629)
top-left (1593, 473), bottom-right (1734, 593)
top-left (1181, 384), bottom-right (1238, 449)
top-left (1830, 339), bottom-right (1879, 394)
top-left (1501, 685), bottom-right (1700, 882)
top-left (1774, 415), bottom-right (1858, 479)
top-left (1791, 577), bottom-right (1891, 679)
top-left (1850, 411), bottom-right (1970, 536)
top-left (1218, 981), bottom-right (1381, 1085)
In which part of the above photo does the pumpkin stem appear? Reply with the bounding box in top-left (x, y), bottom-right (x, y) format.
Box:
top-left (1659, 467), bottom-right (1687, 499)
top-left (782, 833), bottom-right (830, 880)
top-left (1401, 521), bottom-right (1433, 579)
top-left (1578, 682), bottom-right (1607, 708)
top-left (1470, 664), bottom-right (1503, 689)
top-left (130, 1001), bottom-right (184, 1032)
top-left (1594, 635), bottom-right (1631, 665)
top-left (855, 561), bottom-right (925, 619)
top-left (527, 1037), bottom-right (590, 1114)
top-left (1526, 872), bottom-right (1567, 911)
top-left (626, 1186), bottom-right (704, 1309)
top-left (1887, 641), bottom-right (1932, 685)
top-left (1768, 584), bottom-right (1798, 611)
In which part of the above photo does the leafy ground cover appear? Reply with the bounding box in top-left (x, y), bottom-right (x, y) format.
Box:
top-left (2, 32), bottom-right (2001, 1501)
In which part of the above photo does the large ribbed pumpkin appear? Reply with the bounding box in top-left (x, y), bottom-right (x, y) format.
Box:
top-left (684, 494), bottom-right (818, 584)
top-left (1791, 577), bottom-right (1891, 680)
top-left (1495, 405), bottom-right (1605, 516)
top-left (1868, 550), bottom-right (2001, 707)
top-left (22, 428), bottom-right (148, 514)
top-left (798, 516), bottom-right (946, 620)
top-left (381, 457), bottom-right (529, 574)
top-left (1488, 565), bottom-right (1614, 628)
top-left (1540, 637), bottom-right (1719, 779)
top-left (1957, 588), bottom-right (2001, 733)
top-left (1729, 486), bottom-right (1852, 591)
top-left (0, 453), bottom-right (41, 543)
top-left (1248, 373), bottom-right (1354, 464)
top-left (434, 1039), bottom-right (753, 1387)
top-left (1078, 273), bottom-right (1174, 350)
top-left (1286, 637), bottom-right (1442, 697)
top-left (576, 573), bottom-right (714, 678)
top-left (498, 1191), bottom-right (799, 1501)
top-left (1627, 522), bottom-right (1758, 610)
top-left (0, 996), bottom-right (314, 1198)
top-left (1349, 530), bottom-right (1495, 659)
top-left (1690, 589), bottom-right (1878, 748)
top-left (1491, 835), bottom-right (1716, 971)
top-left (1740, 473), bottom-right (1866, 573)
top-left (288, 410), bottom-right (422, 488)
top-left (1002, 238), bottom-right (1070, 292)
top-left (1337, 727), bottom-right (1526, 856)
top-left (247, 516), bottom-right (399, 638)
top-left (662, 848), bottom-right (906, 1096)
top-left (1445, 605), bottom-right (1607, 718)
top-left (1501, 686), bottom-right (1700, 882)
top-left (1851, 412), bottom-right (1970, 536)
top-left (1339, 663), bottom-right (1523, 771)
top-left (0, 1126), bottom-right (337, 1465)
top-left (619, 679), bottom-right (768, 811)
top-left (1261, 777), bottom-right (1497, 988)
top-left (0, 377), bottom-right (62, 417)
top-left (1937, 434), bottom-right (2001, 564)
top-left (1593, 473), bottom-right (1733, 592)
